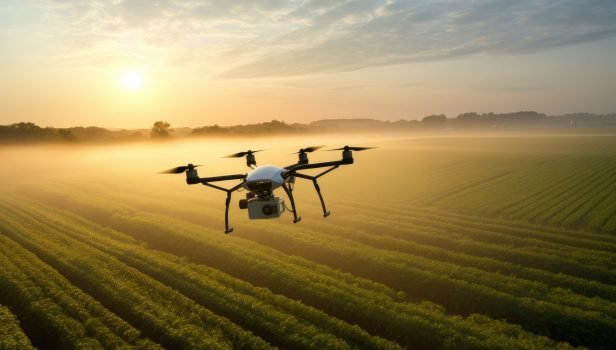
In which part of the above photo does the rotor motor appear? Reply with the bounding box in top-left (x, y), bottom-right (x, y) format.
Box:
top-left (246, 153), bottom-right (256, 168)
top-left (186, 168), bottom-right (200, 184)
top-left (342, 149), bottom-right (353, 164)
top-left (298, 152), bottom-right (309, 164)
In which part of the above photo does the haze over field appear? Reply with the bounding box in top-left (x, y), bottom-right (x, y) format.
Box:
top-left (1, 133), bottom-right (616, 349)
top-left (2, 1), bottom-right (616, 349)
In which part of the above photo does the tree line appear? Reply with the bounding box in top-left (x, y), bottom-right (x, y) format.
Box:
top-left (2, 112), bottom-right (616, 144)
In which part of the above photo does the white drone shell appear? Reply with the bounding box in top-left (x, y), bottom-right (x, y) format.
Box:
top-left (244, 165), bottom-right (285, 190)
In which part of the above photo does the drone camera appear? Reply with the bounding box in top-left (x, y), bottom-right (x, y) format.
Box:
top-left (246, 197), bottom-right (285, 219)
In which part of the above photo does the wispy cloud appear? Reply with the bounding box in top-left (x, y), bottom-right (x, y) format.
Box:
top-left (219, 0), bottom-right (616, 78)
top-left (27, 0), bottom-right (616, 77)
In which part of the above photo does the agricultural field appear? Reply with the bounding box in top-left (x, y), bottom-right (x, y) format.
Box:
top-left (0, 131), bottom-right (615, 349)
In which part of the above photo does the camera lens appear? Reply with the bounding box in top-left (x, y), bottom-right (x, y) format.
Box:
top-left (262, 204), bottom-right (274, 216)
top-left (239, 199), bottom-right (248, 209)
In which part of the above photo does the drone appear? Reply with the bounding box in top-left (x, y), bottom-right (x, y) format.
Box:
top-left (160, 145), bottom-right (375, 233)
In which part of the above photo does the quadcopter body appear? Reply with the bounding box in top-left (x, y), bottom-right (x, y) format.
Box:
top-left (161, 145), bottom-right (374, 233)
top-left (241, 165), bottom-right (287, 220)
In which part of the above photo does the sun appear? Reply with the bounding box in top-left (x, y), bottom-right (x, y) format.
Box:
top-left (119, 70), bottom-right (145, 91)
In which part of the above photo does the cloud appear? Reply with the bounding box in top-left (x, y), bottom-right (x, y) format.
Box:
top-left (219, 0), bottom-right (616, 78)
top-left (36, 0), bottom-right (301, 70)
top-left (31, 0), bottom-right (616, 78)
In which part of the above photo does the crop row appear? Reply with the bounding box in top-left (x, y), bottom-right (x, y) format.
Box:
top-left (46, 180), bottom-right (616, 302)
top-left (544, 166), bottom-right (616, 227)
top-left (330, 206), bottom-right (616, 276)
top-left (159, 185), bottom-right (616, 285)
top-left (0, 233), bottom-right (161, 349)
top-left (17, 183), bottom-right (616, 348)
top-left (430, 155), bottom-right (577, 213)
top-left (416, 155), bottom-right (549, 206)
top-left (499, 157), bottom-right (605, 217)
top-left (316, 207), bottom-right (615, 269)
top-left (342, 150), bottom-right (541, 205)
top-left (0, 201), bottom-right (271, 350)
top-left (407, 205), bottom-right (616, 248)
top-left (4, 196), bottom-right (401, 350)
top-left (334, 193), bottom-right (616, 254)
top-left (273, 217), bottom-right (616, 301)
top-left (76, 174), bottom-right (616, 259)
top-left (243, 219), bottom-right (616, 314)
top-left (527, 161), bottom-right (616, 224)
top-left (475, 155), bottom-right (584, 213)
top-left (23, 182), bottom-right (616, 303)
top-left (20, 180), bottom-right (616, 313)
top-left (428, 154), bottom-right (616, 232)
top-left (55, 157), bottom-right (615, 244)
top-left (2, 195), bottom-right (574, 350)
top-left (603, 214), bottom-right (616, 233)
top-left (0, 305), bottom-right (34, 350)
top-left (29, 180), bottom-right (616, 273)
top-left (440, 156), bottom-right (597, 217)
top-left (337, 193), bottom-right (616, 246)
top-left (517, 158), bottom-right (612, 220)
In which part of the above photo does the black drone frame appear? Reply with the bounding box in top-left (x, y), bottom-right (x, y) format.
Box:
top-left (183, 147), bottom-right (361, 233)
top-left (280, 155), bottom-right (353, 224)
top-left (187, 173), bottom-right (247, 234)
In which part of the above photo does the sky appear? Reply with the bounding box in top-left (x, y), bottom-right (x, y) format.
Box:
top-left (1, 0), bottom-right (615, 128)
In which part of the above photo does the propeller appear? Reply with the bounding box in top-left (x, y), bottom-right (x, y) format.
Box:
top-left (290, 145), bottom-right (325, 154)
top-left (158, 163), bottom-right (201, 174)
top-left (224, 149), bottom-right (265, 158)
top-left (328, 146), bottom-right (376, 151)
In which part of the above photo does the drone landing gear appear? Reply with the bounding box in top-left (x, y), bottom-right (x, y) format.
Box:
top-left (282, 183), bottom-right (302, 223)
top-left (203, 181), bottom-right (246, 234)
top-left (294, 165), bottom-right (338, 218)
top-left (224, 193), bottom-right (233, 234)
top-left (313, 179), bottom-right (331, 217)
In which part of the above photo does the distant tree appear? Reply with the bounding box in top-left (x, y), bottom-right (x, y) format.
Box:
top-left (456, 112), bottom-right (487, 127)
top-left (191, 124), bottom-right (230, 136)
top-left (421, 114), bottom-right (447, 123)
top-left (57, 129), bottom-right (78, 142)
top-left (0, 122), bottom-right (58, 142)
top-left (457, 112), bottom-right (482, 122)
top-left (151, 121), bottom-right (172, 138)
top-left (11, 122), bottom-right (40, 131)
top-left (68, 126), bottom-right (112, 141)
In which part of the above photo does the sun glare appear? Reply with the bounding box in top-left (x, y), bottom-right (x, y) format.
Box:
top-left (120, 70), bottom-right (145, 91)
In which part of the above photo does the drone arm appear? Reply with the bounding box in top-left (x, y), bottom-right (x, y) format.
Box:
top-left (284, 159), bottom-right (351, 173)
top-left (294, 165), bottom-right (339, 180)
top-left (193, 174), bottom-right (246, 184)
top-left (187, 173), bottom-right (245, 191)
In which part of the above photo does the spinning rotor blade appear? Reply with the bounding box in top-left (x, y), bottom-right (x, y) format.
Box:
top-left (328, 146), bottom-right (376, 151)
top-left (158, 164), bottom-right (201, 174)
top-left (290, 145), bottom-right (325, 154)
top-left (224, 149), bottom-right (265, 158)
